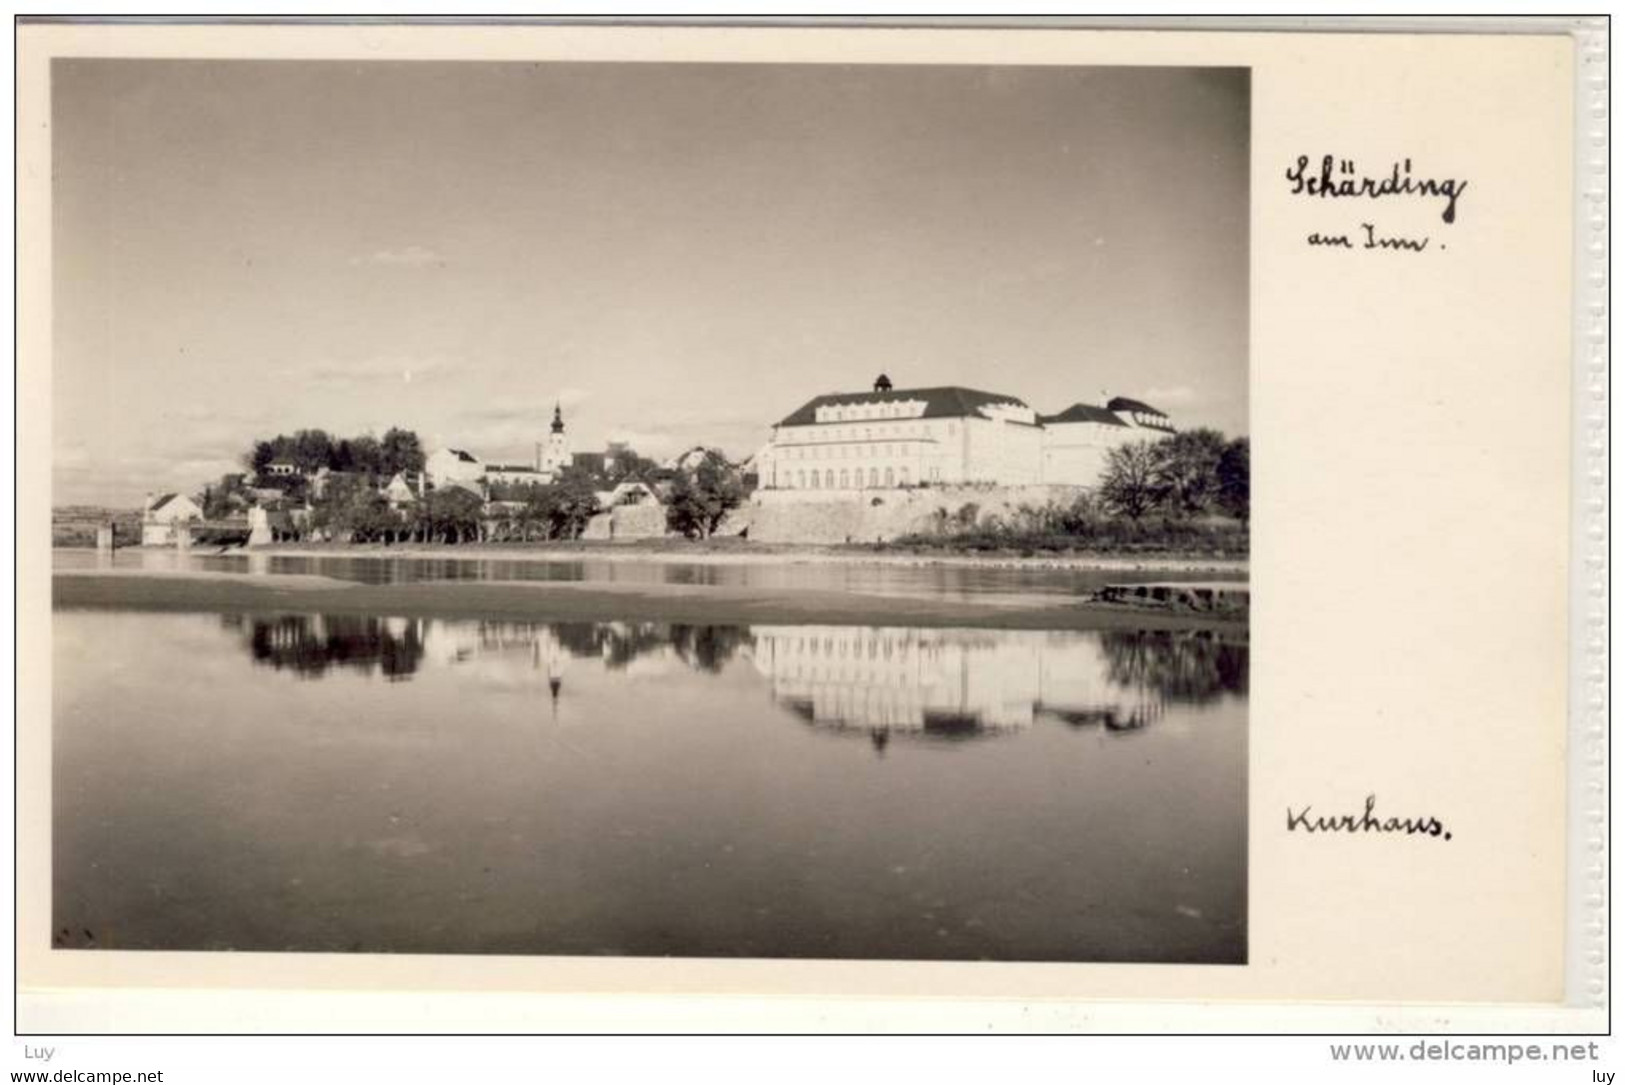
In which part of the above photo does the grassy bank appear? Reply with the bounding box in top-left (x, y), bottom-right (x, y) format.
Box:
top-left (888, 517), bottom-right (1249, 559)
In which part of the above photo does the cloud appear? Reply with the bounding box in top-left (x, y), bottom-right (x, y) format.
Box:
top-left (1145, 385), bottom-right (1198, 405)
top-left (307, 354), bottom-right (452, 388)
top-left (349, 245), bottom-right (445, 268)
top-left (605, 428), bottom-right (668, 451)
top-left (54, 447), bottom-right (243, 508)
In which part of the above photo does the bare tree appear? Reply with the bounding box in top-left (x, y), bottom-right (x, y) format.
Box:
top-left (1099, 441), bottom-right (1162, 521)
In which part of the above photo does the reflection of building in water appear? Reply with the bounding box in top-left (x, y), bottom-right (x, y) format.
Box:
top-left (748, 626), bottom-right (1166, 740)
top-left (232, 613), bottom-right (427, 680)
top-left (419, 621), bottom-right (753, 713)
top-left (424, 620), bottom-right (575, 710)
top-left (427, 620), bottom-right (750, 676)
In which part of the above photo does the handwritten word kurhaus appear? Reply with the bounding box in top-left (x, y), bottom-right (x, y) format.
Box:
top-left (1287, 155), bottom-right (1468, 224)
top-left (1286, 793), bottom-right (1451, 839)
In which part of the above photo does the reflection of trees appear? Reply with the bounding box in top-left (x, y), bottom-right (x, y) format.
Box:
top-left (549, 622), bottom-right (679, 670)
top-left (232, 616), bottom-right (754, 680)
top-left (1099, 629), bottom-right (1248, 704)
top-left (546, 622), bottom-right (749, 672)
top-left (668, 624), bottom-right (751, 673)
top-left (240, 614), bottom-right (426, 680)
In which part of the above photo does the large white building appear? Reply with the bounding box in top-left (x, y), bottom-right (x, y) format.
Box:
top-left (755, 375), bottom-right (1174, 493)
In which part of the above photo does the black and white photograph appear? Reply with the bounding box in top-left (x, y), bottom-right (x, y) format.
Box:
top-left (48, 57), bottom-right (1252, 966)
top-left (16, 11), bottom-right (1607, 1070)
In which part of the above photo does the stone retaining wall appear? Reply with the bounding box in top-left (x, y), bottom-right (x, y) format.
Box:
top-left (582, 503), bottom-right (670, 541)
top-left (744, 484), bottom-right (1087, 544)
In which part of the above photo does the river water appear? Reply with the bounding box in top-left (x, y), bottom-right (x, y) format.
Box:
top-left (52, 551), bottom-right (1247, 963)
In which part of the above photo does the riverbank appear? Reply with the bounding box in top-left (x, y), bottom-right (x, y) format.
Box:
top-left (167, 539), bottom-right (1249, 576)
top-left (54, 569), bottom-right (1247, 632)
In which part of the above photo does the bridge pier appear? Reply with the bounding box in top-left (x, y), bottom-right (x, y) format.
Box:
top-left (247, 506), bottom-right (273, 547)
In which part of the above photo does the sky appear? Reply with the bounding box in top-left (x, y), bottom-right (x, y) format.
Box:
top-left (52, 60), bottom-right (1248, 507)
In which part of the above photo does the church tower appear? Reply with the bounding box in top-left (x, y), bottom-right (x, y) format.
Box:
top-left (537, 402), bottom-right (570, 475)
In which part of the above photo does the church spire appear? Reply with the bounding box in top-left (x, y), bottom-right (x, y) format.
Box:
top-left (551, 401), bottom-right (565, 434)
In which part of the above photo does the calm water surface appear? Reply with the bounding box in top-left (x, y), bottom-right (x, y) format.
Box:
top-left (55, 547), bottom-right (1243, 601)
top-left (54, 606), bottom-right (1246, 962)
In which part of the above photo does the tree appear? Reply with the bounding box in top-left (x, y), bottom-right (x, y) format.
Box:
top-left (416, 486), bottom-right (484, 544)
top-left (605, 446), bottom-right (659, 485)
top-left (312, 473), bottom-right (402, 542)
top-left (380, 427), bottom-right (426, 476)
top-left (665, 458), bottom-right (744, 539)
top-left (199, 473), bottom-right (252, 519)
top-left (547, 467), bottom-right (602, 539)
top-left (1216, 436), bottom-right (1250, 524)
top-left (347, 434), bottom-right (385, 478)
top-left (1151, 428), bottom-right (1226, 518)
top-left (290, 428), bottom-right (335, 473)
top-left (1099, 441), bottom-right (1162, 521)
top-left (419, 487), bottom-right (481, 545)
top-left (245, 439), bottom-right (277, 474)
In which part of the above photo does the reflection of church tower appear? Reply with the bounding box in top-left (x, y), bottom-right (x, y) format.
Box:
top-left (537, 402), bottom-right (569, 475)
top-left (530, 636), bottom-right (566, 719)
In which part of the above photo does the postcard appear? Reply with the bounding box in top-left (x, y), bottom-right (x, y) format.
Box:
top-left (14, 18), bottom-right (1600, 1034)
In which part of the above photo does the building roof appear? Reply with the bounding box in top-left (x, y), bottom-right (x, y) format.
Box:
top-left (149, 492), bottom-right (181, 511)
top-left (1040, 403), bottom-right (1130, 427)
top-left (1106, 396), bottom-right (1167, 418)
top-left (487, 463), bottom-right (540, 473)
top-left (442, 448), bottom-right (479, 463)
top-left (777, 386), bottom-right (1031, 427)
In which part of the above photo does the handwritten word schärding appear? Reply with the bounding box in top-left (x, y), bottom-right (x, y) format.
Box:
top-left (1287, 155), bottom-right (1467, 224)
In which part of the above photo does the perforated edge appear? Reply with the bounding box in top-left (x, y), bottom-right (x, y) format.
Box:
top-left (1570, 18), bottom-right (1608, 1015)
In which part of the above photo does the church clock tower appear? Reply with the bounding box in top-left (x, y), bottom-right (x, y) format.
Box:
top-left (537, 402), bottom-right (570, 475)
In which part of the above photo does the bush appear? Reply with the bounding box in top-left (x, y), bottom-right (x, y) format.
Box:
top-left (892, 505), bottom-right (1248, 557)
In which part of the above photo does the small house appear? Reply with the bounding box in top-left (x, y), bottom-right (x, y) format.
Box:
top-left (140, 492), bottom-right (204, 546)
top-left (383, 472), bottom-right (420, 509)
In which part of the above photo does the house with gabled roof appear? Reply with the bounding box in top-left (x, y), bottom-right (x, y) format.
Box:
top-left (425, 447), bottom-right (484, 489)
top-left (140, 491), bottom-right (204, 545)
top-left (383, 471), bottom-right (421, 509)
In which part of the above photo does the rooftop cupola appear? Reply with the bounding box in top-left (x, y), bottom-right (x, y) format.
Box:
top-left (550, 402), bottom-right (565, 434)
top-left (873, 374), bottom-right (893, 393)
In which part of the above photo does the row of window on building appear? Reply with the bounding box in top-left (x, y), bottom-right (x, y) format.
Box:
top-left (781, 465), bottom-right (949, 490)
top-left (779, 434), bottom-right (948, 460)
top-left (792, 420), bottom-right (959, 446)
top-left (814, 401), bottom-right (930, 423)
top-left (772, 633), bottom-right (932, 656)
